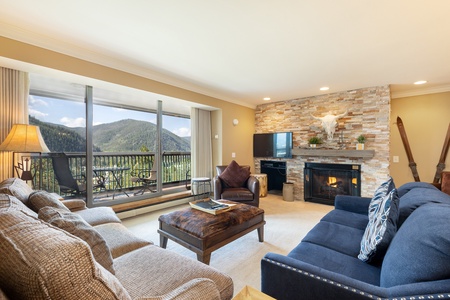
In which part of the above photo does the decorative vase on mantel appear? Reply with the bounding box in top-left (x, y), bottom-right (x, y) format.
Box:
top-left (356, 143), bottom-right (365, 150)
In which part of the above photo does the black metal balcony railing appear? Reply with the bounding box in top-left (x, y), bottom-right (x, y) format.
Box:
top-left (31, 152), bottom-right (191, 197)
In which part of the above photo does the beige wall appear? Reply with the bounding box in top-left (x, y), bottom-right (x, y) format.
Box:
top-left (0, 36), bottom-right (256, 174)
top-left (390, 92), bottom-right (450, 186)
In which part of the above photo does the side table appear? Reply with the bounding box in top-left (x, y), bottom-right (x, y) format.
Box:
top-left (252, 173), bottom-right (268, 197)
top-left (191, 177), bottom-right (211, 199)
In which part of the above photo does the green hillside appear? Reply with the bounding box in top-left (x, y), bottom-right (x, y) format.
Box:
top-left (30, 117), bottom-right (190, 152)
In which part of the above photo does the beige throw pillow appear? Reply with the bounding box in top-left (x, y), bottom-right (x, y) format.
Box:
top-left (38, 206), bottom-right (115, 274)
top-left (0, 210), bottom-right (130, 300)
top-left (28, 190), bottom-right (70, 213)
top-left (0, 177), bottom-right (34, 203)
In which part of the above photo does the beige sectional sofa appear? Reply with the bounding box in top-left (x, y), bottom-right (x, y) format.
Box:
top-left (0, 178), bottom-right (233, 300)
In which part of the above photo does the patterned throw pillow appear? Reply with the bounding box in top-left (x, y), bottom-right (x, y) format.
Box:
top-left (218, 160), bottom-right (250, 188)
top-left (38, 206), bottom-right (115, 274)
top-left (368, 176), bottom-right (395, 221)
top-left (358, 189), bottom-right (400, 263)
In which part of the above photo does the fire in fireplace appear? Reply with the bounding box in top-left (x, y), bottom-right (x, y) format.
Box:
top-left (304, 163), bottom-right (361, 205)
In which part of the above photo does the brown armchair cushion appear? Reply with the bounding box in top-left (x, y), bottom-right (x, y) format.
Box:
top-left (218, 160), bottom-right (250, 188)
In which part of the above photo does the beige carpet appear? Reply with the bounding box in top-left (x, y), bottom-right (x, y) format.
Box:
top-left (122, 194), bottom-right (333, 295)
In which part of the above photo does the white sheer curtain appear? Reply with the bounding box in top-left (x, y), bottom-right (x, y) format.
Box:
top-left (191, 108), bottom-right (213, 179)
top-left (0, 67), bottom-right (29, 181)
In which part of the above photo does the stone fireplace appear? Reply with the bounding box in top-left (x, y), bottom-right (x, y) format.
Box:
top-left (254, 85), bottom-right (391, 201)
top-left (304, 162), bottom-right (361, 205)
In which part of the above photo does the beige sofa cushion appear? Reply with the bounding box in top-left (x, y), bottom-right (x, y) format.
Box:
top-left (0, 178), bottom-right (33, 203)
top-left (95, 222), bottom-right (152, 258)
top-left (0, 194), bottom-right (37, 217)
top-left (38, 206), bottom-right (115, 274)
top-left (28, 190), bottom-right (70, 212)
top-left (114, 245), bottom-right (233, 300)
top-left (74, 206), bottom-right (122, 226)
top-left (0, 210), bottom-right (131, 300)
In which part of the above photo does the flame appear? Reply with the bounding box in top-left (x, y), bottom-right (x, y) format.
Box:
top-left (328, 177), bottom-right (337, 185)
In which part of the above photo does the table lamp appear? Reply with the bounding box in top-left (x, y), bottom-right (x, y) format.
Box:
top-left (0, 124), bottom-right (50, 181)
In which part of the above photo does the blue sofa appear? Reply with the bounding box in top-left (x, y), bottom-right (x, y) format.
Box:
top-left (261, 182), bottom-right (450, 300)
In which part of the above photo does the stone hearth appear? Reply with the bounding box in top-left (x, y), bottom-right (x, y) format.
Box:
top-left (254, 85), bottom-right (390, 200)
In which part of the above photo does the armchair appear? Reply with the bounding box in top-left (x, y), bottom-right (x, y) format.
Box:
top-left (213, 161), bottom-right (260, 207)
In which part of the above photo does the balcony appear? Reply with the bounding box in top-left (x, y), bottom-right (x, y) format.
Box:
top-left (29, 152), bottom-right (191, 207)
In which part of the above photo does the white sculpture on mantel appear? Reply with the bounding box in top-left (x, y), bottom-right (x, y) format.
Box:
top-left (311, 111), bottom-right (348, 141)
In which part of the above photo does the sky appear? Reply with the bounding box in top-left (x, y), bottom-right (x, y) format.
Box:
top-left (29, 96), bottom-right (191, 137)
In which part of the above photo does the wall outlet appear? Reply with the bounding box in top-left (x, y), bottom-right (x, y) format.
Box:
top-left (232, 152), bottom-right (236, 158)
top-left (393, 156), bottom-right (399, 163)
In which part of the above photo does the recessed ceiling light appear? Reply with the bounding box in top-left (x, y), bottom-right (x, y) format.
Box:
top-left (414, 80), bottom-right (427, 85)
top-left (320, 87), bottom-right (329, 91)
top-left (263, 97), bottom-right (271, 101)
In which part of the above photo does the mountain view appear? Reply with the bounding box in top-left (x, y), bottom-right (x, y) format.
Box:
top-left (30, 116), bottom-right (191, 153)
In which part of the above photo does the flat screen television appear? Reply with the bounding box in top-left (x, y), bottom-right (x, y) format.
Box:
top-left (253, 132), bottom-right (293, 158)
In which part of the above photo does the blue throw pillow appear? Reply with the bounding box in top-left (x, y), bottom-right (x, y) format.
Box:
top-left (358, 188), bottom-right (399, 263)
top-left (380, 203), bottom-right (450, 287)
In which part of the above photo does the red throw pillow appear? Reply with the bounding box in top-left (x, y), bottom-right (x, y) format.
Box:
top-left (219, 160), bottom-right (250, 188)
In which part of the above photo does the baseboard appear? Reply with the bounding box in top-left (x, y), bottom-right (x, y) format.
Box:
top-left (117, 196), bottom-right (193, 219)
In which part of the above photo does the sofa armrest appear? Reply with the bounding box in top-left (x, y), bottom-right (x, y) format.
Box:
top-left (136, 278), bottom-right (221, 300)
top-left (262, 252), bottom-right (383, 300)
top-left (61, 199), bottom-right (87, 211)
top-left (334, 195), bottom-right (371, 215)
top-left (213, 176), bottom-right (222, 200)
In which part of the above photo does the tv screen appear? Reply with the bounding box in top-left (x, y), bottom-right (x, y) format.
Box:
top-left (253, 132), bottom-right (292, 158)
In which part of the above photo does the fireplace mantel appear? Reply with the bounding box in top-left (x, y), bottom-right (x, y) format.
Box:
top-left (292, 148), bottom-right (375, 158)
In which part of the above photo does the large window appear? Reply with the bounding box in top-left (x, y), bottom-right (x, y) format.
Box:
top-left (29, 74), bottom-right (191, 206)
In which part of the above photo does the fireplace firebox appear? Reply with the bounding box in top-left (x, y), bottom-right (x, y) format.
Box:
top-left (304, 163), bottom-right (361, 205)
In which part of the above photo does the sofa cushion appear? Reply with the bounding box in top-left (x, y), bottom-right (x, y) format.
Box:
top-left (113, 245), bottom-right (233, 300)
top-left (0, 194), bottom-right (37, 217)
top-left (0, 210), bottom-right (131, 300)
top-left (219, 160), bottom-right (250, 188)
top-left (38, 206), bottom-right (115, 274)
top-left (380, 203), bottom-right (450, 287)
top-left (28, 190), bottom-right (70, 213)
top-left (398, 187), bottom-right (450, 227)
top-left (288, 242), bottom-right (381, 285)
top-left (321, 209), bottom-right (369, 231)
top-left (302, 221), bottom-right (365, 258)
top-left (74, 206), bottom-right (122, 226)
top-left (94, 222), bottom-right (152, 258)
top-left (0, 177), bottom-right (33, 203)
top-left (397, 181), bottom-right (438, 198)
top-left (358, 189), bottom-right (399, 263)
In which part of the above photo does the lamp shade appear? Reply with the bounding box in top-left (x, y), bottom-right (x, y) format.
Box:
top-left (0, 124), bottom-right (50, 153)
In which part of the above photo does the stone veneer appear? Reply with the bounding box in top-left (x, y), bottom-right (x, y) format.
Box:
top-left (254, 85), bottom-right (391, 200)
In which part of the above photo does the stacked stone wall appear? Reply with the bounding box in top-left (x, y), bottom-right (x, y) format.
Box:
top-left (254, 85), bottom-right (391, 200)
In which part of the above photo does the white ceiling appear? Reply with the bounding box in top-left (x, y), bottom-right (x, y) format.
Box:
top-left (1, 0), bottom-right (450, 109)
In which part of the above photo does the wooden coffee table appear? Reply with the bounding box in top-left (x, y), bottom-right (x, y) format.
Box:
top-left (158, 200), bottom-right (265, 264)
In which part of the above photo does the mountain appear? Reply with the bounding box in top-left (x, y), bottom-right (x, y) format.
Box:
top-left (30, 117), bottom-right (190, 152)
top-left (30, 116), bottom-right (101, 152)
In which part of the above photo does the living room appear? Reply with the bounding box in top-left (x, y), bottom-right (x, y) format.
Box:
top-left (1, 2), bottom-right (450, 299)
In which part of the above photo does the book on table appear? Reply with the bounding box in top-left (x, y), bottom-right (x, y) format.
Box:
top-left (189, 199), bottom-right (236, 215)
